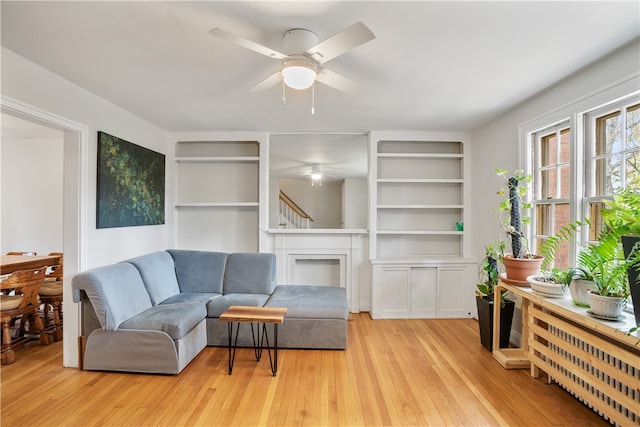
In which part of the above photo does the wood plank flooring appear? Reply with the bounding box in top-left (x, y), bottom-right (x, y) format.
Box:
top-left (1, 314), bottom-right (609, 426)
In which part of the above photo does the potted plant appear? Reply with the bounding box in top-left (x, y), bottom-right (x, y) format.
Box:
top-left (475, 243), bottom-right (515, 351)
top-left (599, 189), bottom-right (640, 323)
top-left (495, 168), bottom-right (544, 284)
top-left (576, 241), bottom-right (629, 319)
top-left (526, 268), bottom-right (574, 297)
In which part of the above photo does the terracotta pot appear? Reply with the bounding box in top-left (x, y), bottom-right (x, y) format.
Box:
top-left (502, 254), bottom-right (544, 284)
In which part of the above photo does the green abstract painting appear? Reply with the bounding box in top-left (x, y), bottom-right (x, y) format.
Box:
top-left (97, 131), bottom-right (165, 228)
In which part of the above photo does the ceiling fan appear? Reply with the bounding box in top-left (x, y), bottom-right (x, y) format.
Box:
top-left (208, 22), bottom-right (375, 95)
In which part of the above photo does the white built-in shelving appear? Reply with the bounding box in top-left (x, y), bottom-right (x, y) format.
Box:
top-left (173, 135), bottom-right (266, 253)
top-left (369, 131), bottom-right (474, 319)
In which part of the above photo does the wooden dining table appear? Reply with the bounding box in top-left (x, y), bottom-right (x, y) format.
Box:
top-left (0, 254), bottom-right (62, 275)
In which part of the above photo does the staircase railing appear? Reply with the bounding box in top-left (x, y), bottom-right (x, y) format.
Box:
top-left (279, 191), bottom-right (313, 229)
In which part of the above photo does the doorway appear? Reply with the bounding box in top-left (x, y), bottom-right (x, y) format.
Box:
top-left (1, 99), bottom-right (87, 368)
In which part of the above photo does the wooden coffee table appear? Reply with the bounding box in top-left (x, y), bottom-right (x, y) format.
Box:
top-left (219, 305), bottom-right (287, 376)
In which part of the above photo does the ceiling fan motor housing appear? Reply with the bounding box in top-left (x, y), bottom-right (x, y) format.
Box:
top-left (282, 28), bottom-right (318, 54)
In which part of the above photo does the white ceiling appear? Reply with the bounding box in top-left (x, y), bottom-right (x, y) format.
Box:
top-left (2, 1), bottom-right (639, 135)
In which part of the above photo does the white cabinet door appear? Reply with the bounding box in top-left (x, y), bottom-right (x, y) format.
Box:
top-left (437, 267), bottom-right (468, 318)
top-left (371, 263), bottom-right (473, 319)
top-left (377, 267), bottom-right (411, 319)
top-left (410, 267), bottom-right (437, 318)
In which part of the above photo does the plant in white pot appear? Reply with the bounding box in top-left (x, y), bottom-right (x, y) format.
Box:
top-left (577, 242), bottom-right (629, 319)
top-left (494, 168), bottom-right (543, 285)
top-left (526, 268), bottom-right (575, 298)
top-left (599, 189), bottom-right (640, 324)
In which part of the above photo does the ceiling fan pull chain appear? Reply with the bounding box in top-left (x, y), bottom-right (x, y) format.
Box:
top-left (311, 82), bottom-right (315, 115)
top-left (282, 80), bottom-right (286, 105)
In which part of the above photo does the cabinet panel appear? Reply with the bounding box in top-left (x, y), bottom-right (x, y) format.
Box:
top-left (437, 267), bottom-right (467, 318)
top-left (379, 268), bottom-right (411, 318)
top-left (371, 263), bottom-right (473, 319)
top-left (410, 267), bottom-right (437, 318)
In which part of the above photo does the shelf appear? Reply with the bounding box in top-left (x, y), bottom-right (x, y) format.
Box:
top-left (377, 178), bottom-right (463, 184)
top-left (377, 230), bottom-right (463, 235)
top-left (175, 202), bottom-right (259, 208)
top-left (175, 156), bottom-right (259, 163)
top-left (377, 204), bottom-right (463, 209)
top-left (377, 153), bottom-right (463, 159)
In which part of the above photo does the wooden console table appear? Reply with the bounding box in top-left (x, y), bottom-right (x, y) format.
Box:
top-left (493, 281), bottom-right (640, 426)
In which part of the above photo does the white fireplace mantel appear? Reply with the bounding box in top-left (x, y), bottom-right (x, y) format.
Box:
top-left (268, 230), bottom-right (368, 313)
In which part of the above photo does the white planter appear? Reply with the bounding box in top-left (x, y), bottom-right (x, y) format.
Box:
top-left (526, 275), bottom-right (567, 297)
top-left (569, 279), bottom-right (595, 307)
top-left (587, 291), bottom-right (626, 319)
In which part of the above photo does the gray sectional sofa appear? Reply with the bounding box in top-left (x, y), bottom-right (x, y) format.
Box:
top-left (71, 250), bottom-right (349, 374)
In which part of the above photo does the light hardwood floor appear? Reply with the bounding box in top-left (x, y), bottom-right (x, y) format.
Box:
top-left (1, 314), bottom-right (608, 426)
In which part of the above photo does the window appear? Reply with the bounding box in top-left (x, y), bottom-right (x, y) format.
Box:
top-left (527, 94), bottom-right (639, 269)
top-left (585, 99), bottom-right (640, 241)
top-left (531, 124), bottom-right (571, 268)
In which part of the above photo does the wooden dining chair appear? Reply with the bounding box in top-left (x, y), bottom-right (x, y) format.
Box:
top-left (39, 252), bottom-right (63, 341)
top-left (0, 268), bottom-right (49, 365)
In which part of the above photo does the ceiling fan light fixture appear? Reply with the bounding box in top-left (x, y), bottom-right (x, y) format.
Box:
top-left (281, 58), bottom-right (317, 90)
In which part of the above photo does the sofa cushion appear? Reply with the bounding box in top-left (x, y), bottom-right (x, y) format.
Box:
top-left (168, 250), bottom-right (227, 294)
top-left (206, 293), bottom-right (270, 318)
top-left (265, 285), bottom-right (349, 319)
top-left (161, 292), bottom-right (222, 305)
top-left (224, 253), bottom-right (276, 295)
top-left (119, 301), bottom-right (206, 340)
top-left (71, 263), bottom-right (152, 330)
top-left (125, 252), bottom-right (180, 305)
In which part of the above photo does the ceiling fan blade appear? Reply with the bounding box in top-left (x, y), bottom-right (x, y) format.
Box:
top-left (209, 28), bottom-right (288, 60)
top-left (315, 69), bottom-right (359, 95)
top-left (306, 22), bottom-right (375, 64)
top-left (249, 71), bottom-right (283, 92)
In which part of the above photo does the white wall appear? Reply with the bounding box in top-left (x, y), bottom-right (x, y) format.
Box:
top-left (343, 178), bottom-right (368, 229)
top-left (1, 47), bottom-right (171, 268)
top-left (1, 136), bottom-right (64, 255)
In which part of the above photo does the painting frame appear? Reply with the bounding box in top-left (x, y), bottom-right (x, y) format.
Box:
top-left (96, 131), bottom-right (165, 229)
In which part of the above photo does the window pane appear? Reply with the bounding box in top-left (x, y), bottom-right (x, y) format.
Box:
top-left (541, 168), bottom-right (556, 199)
top-left (559, 165), bottom-right (570, 198)
top-left (626, 103), bottom-right (640, 150)
top-left (626, 151), bottom-right (640, 190)
top-left (553, 203), bottom-right (571, 268)
top-left (588, 201), bottom-right (604, 241)
top-left (541, 133), bottom-right (555, 167)
top-left (535, 204), bottom-right (550, 236)
top-left (559, 128), bottom-right (570, 163)
top-left (595, 156), bottom-right (622, 195)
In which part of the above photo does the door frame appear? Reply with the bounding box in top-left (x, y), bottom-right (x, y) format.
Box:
top-left (1, 95), bottom-right (89, 368)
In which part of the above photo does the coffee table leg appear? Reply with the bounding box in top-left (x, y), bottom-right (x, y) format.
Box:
top-left (228, 321), bottom-right (241, 375)
top-left (261, 323), bottom-right (279, 376)
top-left (251, 322), bottom-right (263, 361)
